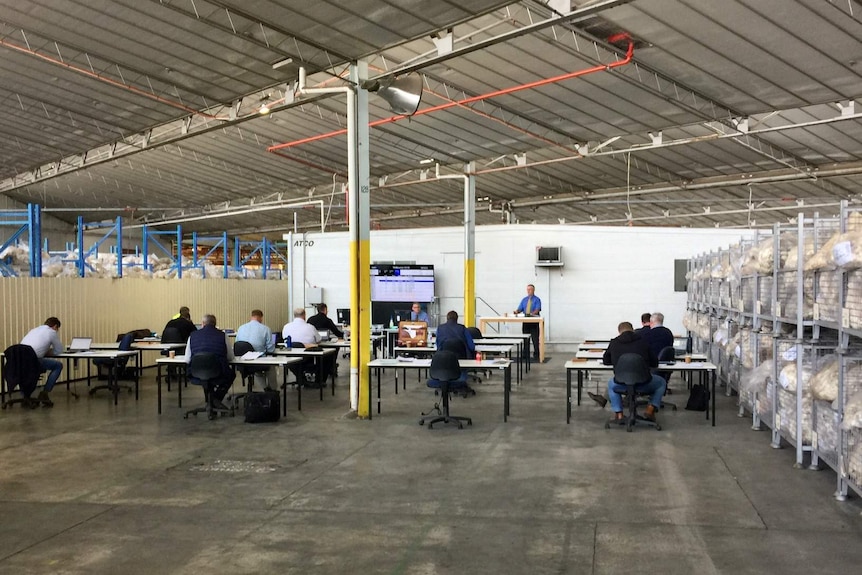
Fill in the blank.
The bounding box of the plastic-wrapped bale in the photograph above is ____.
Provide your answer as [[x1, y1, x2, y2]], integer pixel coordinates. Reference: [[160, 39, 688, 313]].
[[757, 275, 774, 314], [809, 355, 841, 401], [842, 391, 862, 431], [848, 433, 862, 489], [740, 237, 775, 275], [740, 362, 772, 412], [0, 243, 34, 276], [846, 270, 862, 329], [816, 272, 840, 323], [783, 235, 815, 270], [776, 272, 815, 319], [804, 230, 842, 271], [813, 400, 840, 461], [849, 211, 862, 232], [682, 310, 695, 332], [757, 376, 775, 421], [776, 385, 813, 444], [831, 231, 862, 270], [696, 314, 710, 341], [778, 362, 814, 393]]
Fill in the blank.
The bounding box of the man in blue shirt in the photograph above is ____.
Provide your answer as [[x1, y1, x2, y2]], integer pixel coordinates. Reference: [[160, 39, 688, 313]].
[[514, 284, 542, 360], [435, 310, 475, 359], [410, 302, 429, 323], [236, 309, 275, 354], [236, 309, 275, 390]]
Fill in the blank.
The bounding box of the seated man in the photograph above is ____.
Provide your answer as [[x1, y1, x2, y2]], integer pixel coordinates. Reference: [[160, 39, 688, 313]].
[[410, 302, 429, 323], [282, 307, 327, 387], [183, 314, 236, 410], [20, 317, 64, 407], [235, 309, 275, 390], [603, 321, 666, 423], [435, 310, 476, 386], [307, 303, 344, 339]]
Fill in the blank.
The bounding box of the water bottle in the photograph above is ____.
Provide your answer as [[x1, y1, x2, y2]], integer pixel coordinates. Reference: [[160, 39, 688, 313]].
[[286, 335, 292, 348]]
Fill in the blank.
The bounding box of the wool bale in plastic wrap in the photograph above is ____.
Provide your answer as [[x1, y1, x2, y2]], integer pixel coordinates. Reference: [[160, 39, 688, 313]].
[[842, 391, 862, 430], [757, 377, 775, 421], [816, 272, 840, 323], [740, 237, 774, 276], [849, 211, 862, 232], [845, 271, 862, 329], [776, 386, 813, 444], [805, 231, 842, 271], [740, 362, 772, 412], [813, 400, 840, 459], [696, 314, 710, 341], [830, 231, 862, 270], [809, 355, 840, 401], [848, 433, 862, 489], [757, 275, 773, 314], [776, 272, 815, 319], [778, 361, 814, 394], [783, 236, 815, 270], [682, 310, 695, 332]]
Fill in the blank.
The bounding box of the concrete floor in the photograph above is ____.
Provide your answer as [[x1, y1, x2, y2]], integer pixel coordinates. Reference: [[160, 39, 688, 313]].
[[2, 359, 862, 575]]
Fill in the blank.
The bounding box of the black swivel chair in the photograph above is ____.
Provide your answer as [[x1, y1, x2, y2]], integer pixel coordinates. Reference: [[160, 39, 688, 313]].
[[438, 339, 476, 397], [419, 350, 473, 429], [184, 353, 232, 420], [656, 346, 679, 411], [1, 344, 42, 410], [605, 353, 661, 432]]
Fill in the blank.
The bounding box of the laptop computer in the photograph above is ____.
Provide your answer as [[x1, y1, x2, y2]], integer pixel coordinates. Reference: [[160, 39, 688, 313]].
[[67, 337, 92, 353], [317, 330, 331, 341]]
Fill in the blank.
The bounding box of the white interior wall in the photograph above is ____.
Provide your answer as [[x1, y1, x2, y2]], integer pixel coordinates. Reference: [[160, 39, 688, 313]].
[[291, 224, 753, 346]]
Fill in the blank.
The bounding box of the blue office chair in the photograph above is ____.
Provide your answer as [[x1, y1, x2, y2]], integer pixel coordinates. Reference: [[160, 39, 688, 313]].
[[419, 350, 473, 429], [605, 353, 661, 432], [439, 339, 476, 396]]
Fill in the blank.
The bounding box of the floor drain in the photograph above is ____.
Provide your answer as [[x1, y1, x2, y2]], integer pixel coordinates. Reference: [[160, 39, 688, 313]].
[[189, 459, 279, 473]]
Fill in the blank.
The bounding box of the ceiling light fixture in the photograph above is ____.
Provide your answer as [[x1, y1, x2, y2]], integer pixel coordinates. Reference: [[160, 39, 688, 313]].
[[419, 158, 435, 165], [272, 57, 294, 70]]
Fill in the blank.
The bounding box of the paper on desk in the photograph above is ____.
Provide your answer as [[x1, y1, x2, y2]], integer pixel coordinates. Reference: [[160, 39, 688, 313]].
[[241, 351, 263, 360], [396, 356, 415, 362]]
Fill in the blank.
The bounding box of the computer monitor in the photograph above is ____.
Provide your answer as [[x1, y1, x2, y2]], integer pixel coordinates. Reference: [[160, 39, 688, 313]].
[[337, 308, 350, 324], [318, 330, 330, 341]]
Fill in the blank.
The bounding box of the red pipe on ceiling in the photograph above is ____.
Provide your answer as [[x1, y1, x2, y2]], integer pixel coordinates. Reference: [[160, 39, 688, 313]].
[[267, 35, 634, 153]]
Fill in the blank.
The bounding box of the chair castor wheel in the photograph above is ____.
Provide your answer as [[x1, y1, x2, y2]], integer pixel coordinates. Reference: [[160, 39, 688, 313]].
[[604, 422, 610, 429], [655, 423, 662, 431], [626, 424, 633, 432], [419, 420, 425, 426]]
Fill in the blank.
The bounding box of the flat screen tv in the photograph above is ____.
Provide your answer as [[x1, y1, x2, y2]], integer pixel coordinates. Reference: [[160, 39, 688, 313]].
[[370, 264, 435, 302]]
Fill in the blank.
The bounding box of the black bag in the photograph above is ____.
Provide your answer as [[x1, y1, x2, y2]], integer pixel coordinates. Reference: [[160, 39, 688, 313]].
[[685, 383, 710, 411], [244, 391, 281, 423]]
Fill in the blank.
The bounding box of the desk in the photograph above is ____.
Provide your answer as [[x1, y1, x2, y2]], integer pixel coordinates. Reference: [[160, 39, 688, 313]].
[[92, 341, 185, 374], [573, 350, 707, 361], [155, 356, 301, 415], [564, 360, 717, 426], [231, 356, 302, 417], [392, 343, 520, 384], [578, 341, 610, 350], [476, 333, 532, 373], [55, 350, 139, 405], [274, 347, 338, 401], [478, 316, 545, 362], [367, 358, 512, 421]]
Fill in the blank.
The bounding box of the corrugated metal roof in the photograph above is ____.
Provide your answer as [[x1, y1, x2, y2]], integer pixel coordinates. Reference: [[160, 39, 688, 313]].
[[1, 0, 861, 235]]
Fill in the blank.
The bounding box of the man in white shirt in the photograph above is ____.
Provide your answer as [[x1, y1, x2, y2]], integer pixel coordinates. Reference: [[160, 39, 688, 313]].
[[282, 308, 321, 346], [20, 317, 64, 407], [282, 307, 325, 387]]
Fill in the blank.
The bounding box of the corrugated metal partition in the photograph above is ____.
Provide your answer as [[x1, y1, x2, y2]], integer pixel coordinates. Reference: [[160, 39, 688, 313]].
[[0, 278, 289, 347]]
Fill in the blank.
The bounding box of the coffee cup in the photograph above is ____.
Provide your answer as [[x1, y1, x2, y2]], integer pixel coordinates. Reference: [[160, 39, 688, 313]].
[[169, 350, 176, 358], [684, 354, 691, 363]]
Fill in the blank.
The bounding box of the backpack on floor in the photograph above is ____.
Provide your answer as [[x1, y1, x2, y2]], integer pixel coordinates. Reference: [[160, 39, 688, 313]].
[[244, 390, 281, 423], [685, 383, 710, 411]]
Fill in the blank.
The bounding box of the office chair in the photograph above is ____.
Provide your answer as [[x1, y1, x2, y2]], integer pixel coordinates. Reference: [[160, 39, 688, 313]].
[[184, 352, 232, 420], [656, 346, 679, 411], [91, 332, 135, 397], [1, 344, 42, 409], [604, 353, 661, 432], [284, 342, 320, 388], [438, 339, 476, 397], [230, 340, 270, 409], [419, 350, 473, 429]]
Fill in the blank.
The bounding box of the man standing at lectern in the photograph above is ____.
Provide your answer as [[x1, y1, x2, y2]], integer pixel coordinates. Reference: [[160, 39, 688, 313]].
[[514, 284, 542, 360]]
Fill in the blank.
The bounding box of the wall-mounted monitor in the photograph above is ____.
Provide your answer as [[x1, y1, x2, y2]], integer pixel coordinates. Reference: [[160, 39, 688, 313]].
[[370, 264, 435, 302], [536, 246, 562, 264]]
